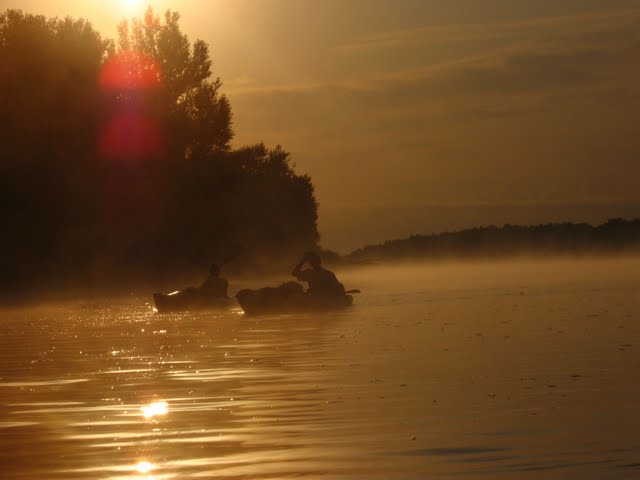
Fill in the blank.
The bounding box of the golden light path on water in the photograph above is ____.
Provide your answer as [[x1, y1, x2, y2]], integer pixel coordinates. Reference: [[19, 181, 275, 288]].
[[0, 258, 640, 479]]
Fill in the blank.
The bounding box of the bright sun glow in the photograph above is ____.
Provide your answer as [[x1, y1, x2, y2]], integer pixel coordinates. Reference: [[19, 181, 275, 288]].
[[120, 0, 146, 16], [141, 401, 169, 418]]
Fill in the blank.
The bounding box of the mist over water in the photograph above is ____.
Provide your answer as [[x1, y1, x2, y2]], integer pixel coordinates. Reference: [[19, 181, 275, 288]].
[[1, 257, 639, 479]]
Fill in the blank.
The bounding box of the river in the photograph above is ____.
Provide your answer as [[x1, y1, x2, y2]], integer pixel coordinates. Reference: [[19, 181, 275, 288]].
[[1, 257, 639, 479]]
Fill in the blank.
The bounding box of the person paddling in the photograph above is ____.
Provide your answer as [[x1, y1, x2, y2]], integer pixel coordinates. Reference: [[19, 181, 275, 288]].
[[199, 263, 229, 298], [292, 252, 346, 298]]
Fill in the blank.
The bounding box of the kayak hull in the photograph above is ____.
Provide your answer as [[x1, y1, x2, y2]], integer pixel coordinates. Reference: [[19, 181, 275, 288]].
[[236, 287, 353, 316], [153, 290, 233, 313]]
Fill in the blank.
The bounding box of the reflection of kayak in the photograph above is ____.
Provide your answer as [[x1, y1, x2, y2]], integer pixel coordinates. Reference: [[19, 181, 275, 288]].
[[153, 290, 233, 313], [235, 282, 353, 315]]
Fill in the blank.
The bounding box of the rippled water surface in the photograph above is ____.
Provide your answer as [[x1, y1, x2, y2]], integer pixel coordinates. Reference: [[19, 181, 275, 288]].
[[1, 258, 639, 479]]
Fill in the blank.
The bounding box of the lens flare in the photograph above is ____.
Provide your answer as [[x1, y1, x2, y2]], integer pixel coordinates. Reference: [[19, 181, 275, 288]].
[[100, 112, 163, 160], [100, 51, 161, 91], [99, 51, 164, 160]]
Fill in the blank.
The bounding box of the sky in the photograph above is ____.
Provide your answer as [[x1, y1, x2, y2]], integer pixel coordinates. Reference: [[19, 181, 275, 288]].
[[2, 0, 640, 251]]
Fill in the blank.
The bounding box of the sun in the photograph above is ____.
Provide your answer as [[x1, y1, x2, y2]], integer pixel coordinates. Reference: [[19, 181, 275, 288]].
[[120, 0, 146, 16]]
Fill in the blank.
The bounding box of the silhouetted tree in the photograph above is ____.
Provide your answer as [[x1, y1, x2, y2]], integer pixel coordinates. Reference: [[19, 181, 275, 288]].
[[0, 8, 320, 293], [114, 8, 232, 158], [0, 10, 112, 288]]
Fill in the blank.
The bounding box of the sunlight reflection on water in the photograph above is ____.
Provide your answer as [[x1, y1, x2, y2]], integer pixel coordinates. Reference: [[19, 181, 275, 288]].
[[141, 401, 168, 419], [0, 259, 639, 478]]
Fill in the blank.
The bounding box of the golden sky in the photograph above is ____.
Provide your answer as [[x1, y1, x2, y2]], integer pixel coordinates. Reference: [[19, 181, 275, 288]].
[[2, 0, 639, 250]]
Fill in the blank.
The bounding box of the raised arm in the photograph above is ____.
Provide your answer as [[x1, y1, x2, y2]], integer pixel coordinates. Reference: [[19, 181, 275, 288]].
[[292, 255, 307, 279]]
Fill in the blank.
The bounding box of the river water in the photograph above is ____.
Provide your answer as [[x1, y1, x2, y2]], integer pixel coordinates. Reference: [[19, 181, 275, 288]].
[[1, 258, 639, 479]]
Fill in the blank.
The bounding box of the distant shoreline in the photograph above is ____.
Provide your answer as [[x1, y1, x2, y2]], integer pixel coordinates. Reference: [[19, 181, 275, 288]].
[[326, 217, 640, 265], [2, 218, 639, 304]]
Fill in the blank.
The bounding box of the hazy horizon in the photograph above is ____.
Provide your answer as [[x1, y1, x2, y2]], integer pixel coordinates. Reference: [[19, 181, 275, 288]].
[[323, 202, 640, 252], [2, 0, 639, 250]]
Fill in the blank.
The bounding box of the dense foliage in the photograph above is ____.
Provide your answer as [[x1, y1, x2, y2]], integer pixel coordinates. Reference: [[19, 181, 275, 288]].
[[0, 8, 319, 291]]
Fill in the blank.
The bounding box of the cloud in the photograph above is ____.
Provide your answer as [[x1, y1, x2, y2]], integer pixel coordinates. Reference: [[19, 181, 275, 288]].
[[336, 7, 640, 54], [229, 38, 639, 136], [229, 38, 638, 114], [227, 5, 640, 226], [426, 48, 622, 96], [225, 5, 640, 103]]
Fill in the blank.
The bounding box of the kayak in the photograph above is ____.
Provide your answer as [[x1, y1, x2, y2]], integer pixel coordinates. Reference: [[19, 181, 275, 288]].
[[153, 289, 234, 313], [235, 282, 353, 315]]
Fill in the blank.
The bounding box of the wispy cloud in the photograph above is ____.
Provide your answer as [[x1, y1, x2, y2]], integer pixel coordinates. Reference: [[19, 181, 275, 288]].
[[228, 4, 640, 228], [228, 37, 639, 110], [336, 7, 640, 53], [226, 4, 640, 102]]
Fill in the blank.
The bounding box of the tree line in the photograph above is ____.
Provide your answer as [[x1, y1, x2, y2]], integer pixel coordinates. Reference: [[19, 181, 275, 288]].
[[346, 218, 640, 263], [0, 8, 319, 293]]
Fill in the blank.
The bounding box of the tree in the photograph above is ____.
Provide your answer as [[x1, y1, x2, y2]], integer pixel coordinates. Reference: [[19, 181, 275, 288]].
[[0, 10, 112, 289], [0, 7, 320, 294], [113, 8, 232, 160]]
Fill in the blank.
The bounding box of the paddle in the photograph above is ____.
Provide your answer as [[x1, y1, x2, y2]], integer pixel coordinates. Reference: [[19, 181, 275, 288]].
[[220, 246, 243, 266]]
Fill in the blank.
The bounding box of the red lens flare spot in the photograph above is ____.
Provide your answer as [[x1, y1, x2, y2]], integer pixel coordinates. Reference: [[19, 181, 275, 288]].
[[100, 112, 163, 160], [100, 51, 162, 91], [99, 50, 164, 159]]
